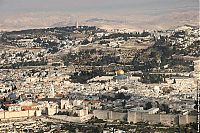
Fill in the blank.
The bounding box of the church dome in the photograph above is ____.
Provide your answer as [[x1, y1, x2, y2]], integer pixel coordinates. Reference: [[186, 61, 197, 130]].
[[116, 70, 125, 75]]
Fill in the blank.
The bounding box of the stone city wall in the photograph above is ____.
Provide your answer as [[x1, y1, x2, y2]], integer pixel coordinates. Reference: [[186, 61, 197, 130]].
[[94, 110, 196, 126], [110, 111, 127, 121], [128, 111, 196, 126], [93, 110, 109, 120], [0, 110, 41, 119], [94, 110, 127, 121], [187, 115, 196, 124]]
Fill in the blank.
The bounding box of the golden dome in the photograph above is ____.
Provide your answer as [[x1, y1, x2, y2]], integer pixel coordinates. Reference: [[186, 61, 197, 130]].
[[116, 70, 125, 75]]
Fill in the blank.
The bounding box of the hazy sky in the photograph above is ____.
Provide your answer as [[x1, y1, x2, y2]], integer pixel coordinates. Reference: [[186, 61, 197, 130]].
[[0, 0, 198, 14], [0, 0, 198, 30]]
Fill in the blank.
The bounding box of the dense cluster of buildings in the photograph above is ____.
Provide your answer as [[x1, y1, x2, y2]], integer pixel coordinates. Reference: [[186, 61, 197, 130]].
[[0, 25, 199, 132], [0, 49, 47, 68]]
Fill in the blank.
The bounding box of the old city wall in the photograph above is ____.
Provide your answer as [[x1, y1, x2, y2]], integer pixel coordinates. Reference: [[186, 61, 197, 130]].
[[94, 110, 127, 121], [160, 114, 177, 125], [0, 109, 196, 125], [0, 110, 41, 119], [126, 111, 196, 126], [188, 115, 196, 123], [127, 111, 136, 123], [0, 112, 4, 119], [138, 113, 161, 124], [5, 111, 29, 119], [110, 111, 127, 121], [128, 112, 177, 126], [179, 115, 188, 125], [178, 115, 196, 125], [93, 110, 109, 120]]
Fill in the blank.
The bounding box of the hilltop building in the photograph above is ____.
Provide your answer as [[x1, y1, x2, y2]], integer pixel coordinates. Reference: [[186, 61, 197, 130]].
[[113, 69, 127, 80]]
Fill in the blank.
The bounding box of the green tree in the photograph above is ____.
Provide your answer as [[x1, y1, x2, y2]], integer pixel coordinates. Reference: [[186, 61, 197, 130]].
[[144, 102, 153, 110]]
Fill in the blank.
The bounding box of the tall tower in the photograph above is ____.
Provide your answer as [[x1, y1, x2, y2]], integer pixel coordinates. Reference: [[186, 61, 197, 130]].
[[50, 82, 55, 98], [194, 59, 200, 133], [75, 20, 79, 29]]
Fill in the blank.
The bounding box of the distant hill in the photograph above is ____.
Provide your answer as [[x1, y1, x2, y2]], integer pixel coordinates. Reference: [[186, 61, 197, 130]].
[[0, 8, 198, 31]]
